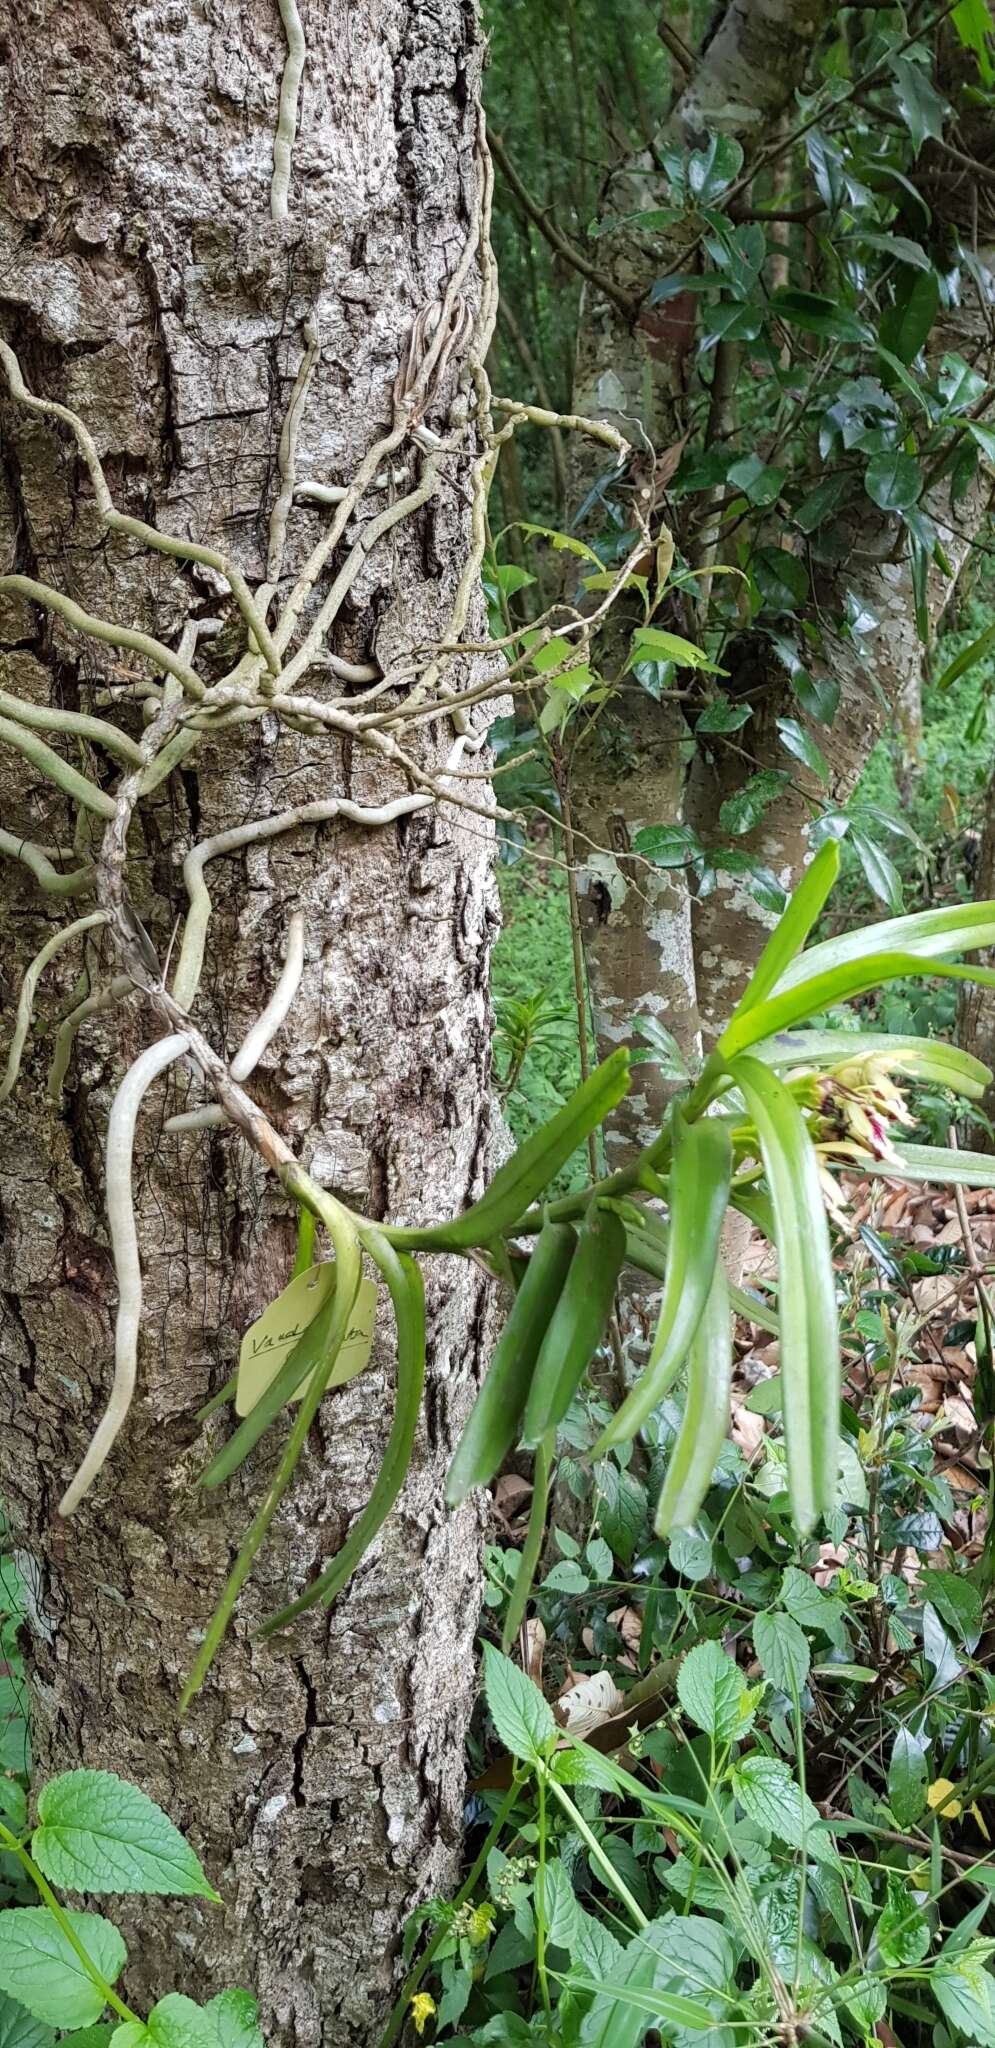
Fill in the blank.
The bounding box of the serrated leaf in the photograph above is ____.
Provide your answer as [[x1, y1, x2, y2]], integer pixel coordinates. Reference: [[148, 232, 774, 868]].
[[933, 1941, 995, 2041], [32, 1773, 217, 1900], [677, 1641, 750, 1743], [541, 1859, 584, 1955], [732, 1756, 837, 1864], [877, 1872, 930, 1967], [753, 1611, 811, 1696], [0, 1991, 54, 2048], [111, 1996, 218, 2048], [482, 1644, 554, 1761], [0, 1910, 126, 2029]]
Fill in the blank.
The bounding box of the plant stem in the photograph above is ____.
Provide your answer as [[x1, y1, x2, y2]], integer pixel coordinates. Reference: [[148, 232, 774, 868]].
[[376, 1782, 521, 2048], [540, 1767, 648, 1929], [0, 1821, 141, 2024]]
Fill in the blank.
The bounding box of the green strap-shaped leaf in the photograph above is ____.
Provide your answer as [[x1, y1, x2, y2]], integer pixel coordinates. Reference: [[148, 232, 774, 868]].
[[592, 1109, 732, 1454], [389, 1050, 630, 1249], [771, 898, 995, 996], [621, 1216, 779, 1334], [257, 1233, 425, 1635], [850, 1141, 995, 1189], [724, 841, 840, 1031], [748, 1028, 992, 1100], [654, 1259, 732, 1537], [728, 1055, 839, 1534], [721, 950, 995, 1059]]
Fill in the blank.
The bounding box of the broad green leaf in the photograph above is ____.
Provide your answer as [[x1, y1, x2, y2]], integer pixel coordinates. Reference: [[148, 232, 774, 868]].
[[541, 1859, 584, 1955], [718, 769, 789, 835], [879, 266, 940, 365], [850, 828, 904, 911], [780, 1567, 849, 1651], [0, 1910, 126, 2029], [753, 1611, 810, 1696], [687, 132, 743, 204], [482, 1645, 554, 1761], [920, 1569, 983, 1646], [732, 1756, 837, 1864], [772, 898, 995, 995], [577, 1912, 731, 2047], [792, 474, 854, 535], [60, 2034, 115, 2048], [629, 626, 725, 673], [0, 1991, 54, 2048], [727, 456, 786, 507], [725, 1058, 839, 1534], [890, 55, 948, 154], [935, 620, 995, 692], [752, 548, 809, 613], [725, 841, 840, 1030], [111, 1997, 217, 2048], [776, 717, 828, 783], [749, 1028, 992, 1100], [888, 1727, 929, 1828], [32, 1772, 217, 1899], [939, 352, 987, 412], [768, 288, 866, 342], [677, 1641, 751, 1745], [632, 824, 703, 870], [864, 450, 922, 512], [696, 700, 751, 735]]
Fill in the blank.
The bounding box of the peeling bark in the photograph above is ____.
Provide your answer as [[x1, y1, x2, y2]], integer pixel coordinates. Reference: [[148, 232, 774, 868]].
[[0, 4, 497, 2041]]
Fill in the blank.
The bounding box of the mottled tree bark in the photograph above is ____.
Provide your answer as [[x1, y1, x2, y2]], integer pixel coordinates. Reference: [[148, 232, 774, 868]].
[[0, 4, 497, 2042], [568, 0, 994, 1077]]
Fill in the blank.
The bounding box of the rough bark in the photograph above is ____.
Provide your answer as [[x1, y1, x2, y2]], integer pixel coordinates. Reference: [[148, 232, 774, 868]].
[[568, 0, 829, 1074], [0, 4, 497, 2042]]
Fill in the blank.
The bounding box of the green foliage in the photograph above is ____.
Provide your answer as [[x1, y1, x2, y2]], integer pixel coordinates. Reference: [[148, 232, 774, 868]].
[[0, 1772, 261, 2042], [407, 1218, 995, 2046]]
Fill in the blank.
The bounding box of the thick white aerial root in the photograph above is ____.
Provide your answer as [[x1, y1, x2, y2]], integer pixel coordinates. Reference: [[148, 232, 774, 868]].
[[0, 912, 109, 1104], [165, 912, 305, 1131], [58, 1032, 191, 1516]]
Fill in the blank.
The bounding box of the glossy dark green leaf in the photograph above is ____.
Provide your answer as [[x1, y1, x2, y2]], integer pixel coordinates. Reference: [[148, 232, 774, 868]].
[[718, 769, 789, 835], [864, 450, 922, 512], [776, 716, 828, 783], [879, 266, 940, 364], [769, 288, 866, 342]]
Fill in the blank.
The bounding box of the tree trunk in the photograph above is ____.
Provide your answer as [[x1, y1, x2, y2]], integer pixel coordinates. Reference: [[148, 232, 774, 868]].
[[959, 798, 995, 1147], [0, 4, 497, 2041], [567, 1, 995, 1069]]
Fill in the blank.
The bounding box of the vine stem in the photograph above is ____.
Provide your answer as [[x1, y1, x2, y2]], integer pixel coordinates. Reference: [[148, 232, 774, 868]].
[[0, 1821, 141, 2024]]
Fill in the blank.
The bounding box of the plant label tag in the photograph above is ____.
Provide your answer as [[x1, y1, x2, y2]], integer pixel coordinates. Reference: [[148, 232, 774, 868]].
[[235, 1262, 378, 1417]]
